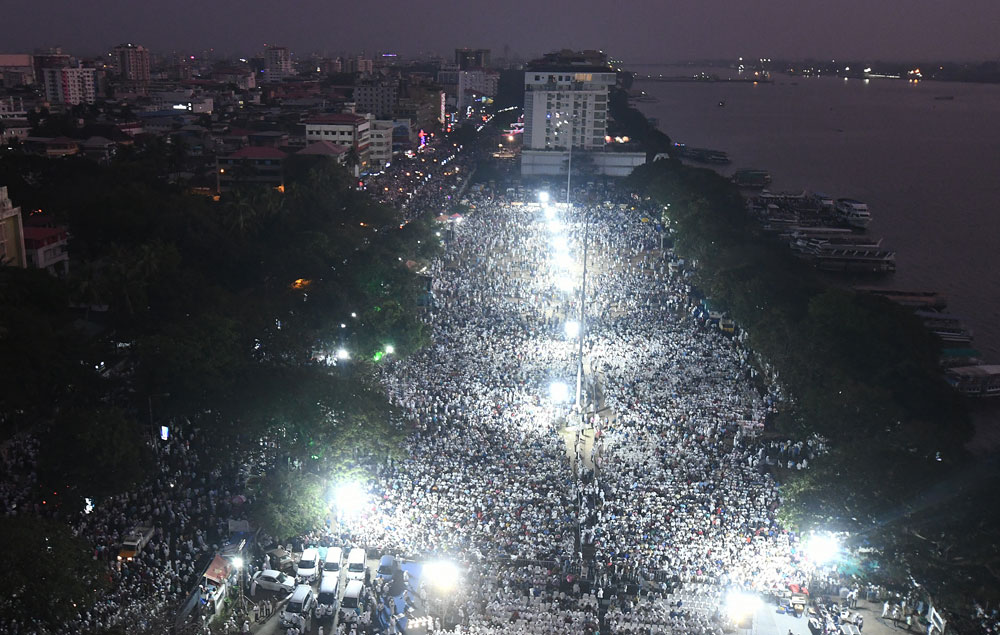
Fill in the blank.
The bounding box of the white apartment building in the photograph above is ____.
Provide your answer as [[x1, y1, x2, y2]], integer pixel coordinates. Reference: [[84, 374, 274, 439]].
[[0, 186, 26, 268], [438, 69, 499, 113], [368, 119, 395, 168], [303, 113, 371, 168], [522, 67, 615, 151], [42, 65, 97, 105]]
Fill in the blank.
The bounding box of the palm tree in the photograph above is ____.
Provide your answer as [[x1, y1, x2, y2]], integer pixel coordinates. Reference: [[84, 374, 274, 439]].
[[343, 147, 362, 179]]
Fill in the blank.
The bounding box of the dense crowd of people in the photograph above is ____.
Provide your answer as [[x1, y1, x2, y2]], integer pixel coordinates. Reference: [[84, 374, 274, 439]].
[[308, 186, 830, 633], [1, 131, 956, 634]]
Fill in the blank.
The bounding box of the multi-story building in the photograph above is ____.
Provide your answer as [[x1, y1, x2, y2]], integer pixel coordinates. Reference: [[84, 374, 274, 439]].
[[437, 69, 498, 113], [0, 53, 36, 85], [354, 80, 398, 119], [521, 51, 645, 177], [216, 146, 287, 192], [0, 186, 26, 268], [303, 113, 370, 169], [0, 96, 27, 119], [23, 225, 69, 275], [42, 64, 97, 105], [111, 43, 150, 84], [455, 48, 490, 70], [368, 118, 395, 168], [264, 47, 294, 82], [522, 61, 614, 151]]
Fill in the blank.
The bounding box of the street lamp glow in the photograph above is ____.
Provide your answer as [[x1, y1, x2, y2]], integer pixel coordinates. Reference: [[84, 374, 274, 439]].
[[336, 348, 350, 360], [334, 481, 366, 516], [552, 251, 573, 269], [538, 191, 550, 204], [805, 533, 840, 565], [725, 591, 761, 621], [549, 381, 570, 403], [384, 344, 395, 354], [232, 556, 244, 570], [424, 560, 459, 591], [565, 320, 580, 338]]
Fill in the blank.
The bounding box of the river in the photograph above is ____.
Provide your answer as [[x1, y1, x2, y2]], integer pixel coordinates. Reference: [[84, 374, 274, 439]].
[[632, 65, 1000, 443]]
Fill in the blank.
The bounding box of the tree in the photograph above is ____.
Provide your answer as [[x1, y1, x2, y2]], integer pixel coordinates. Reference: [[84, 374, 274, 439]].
[[0, 515, 107, 628], [250, 469, 329, 541]]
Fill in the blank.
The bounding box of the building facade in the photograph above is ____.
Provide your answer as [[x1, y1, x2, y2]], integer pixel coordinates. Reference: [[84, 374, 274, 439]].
[[522, 66, 614, 151], [354, 81, 398, 119], [42, 64, 97, 105], [217, 146, 287, 192], [23, 225, 69, 275], [455, 48, 490, 70], [111, 44, 150, 83], [303, 113, 371, 168], [264, 47, 294, 82], [0, 186, 26, 268], [368, 119, 395, 167]]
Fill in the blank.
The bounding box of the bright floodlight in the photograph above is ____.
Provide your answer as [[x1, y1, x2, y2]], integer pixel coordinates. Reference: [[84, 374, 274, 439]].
[[424, 560, 460, 591], [335, 481, 365, 516], [549, 381, 570, 403], [547, 219, 563, 233], [805, 533, 839, 565], [232, 556, 244, 570], [551, 235, 568, 252], [336, 348, 350, 360], [384, 344, 395, 354], [555, 277, 575, 293], [552, 251, 573, 269], [725, 591, 761, 621], [565, 320, 580, 338], [538, 191, 550, 204]]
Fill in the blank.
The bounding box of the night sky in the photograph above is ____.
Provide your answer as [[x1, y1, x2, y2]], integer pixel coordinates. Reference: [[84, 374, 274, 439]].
[[8, 0, 1000, 61]]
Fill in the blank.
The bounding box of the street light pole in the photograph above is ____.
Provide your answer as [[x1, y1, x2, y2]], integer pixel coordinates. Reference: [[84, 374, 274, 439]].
[[576, 213, 588, 415]]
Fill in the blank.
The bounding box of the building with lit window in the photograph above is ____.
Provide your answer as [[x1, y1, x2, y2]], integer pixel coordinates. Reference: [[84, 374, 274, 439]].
[[521, 51, 644, 177], [303, 113, 371, 169], [0, 186, 26, 268], [42, 64, 97, 105], [111, 43, 150, 84], [264, 47, 294, 82]]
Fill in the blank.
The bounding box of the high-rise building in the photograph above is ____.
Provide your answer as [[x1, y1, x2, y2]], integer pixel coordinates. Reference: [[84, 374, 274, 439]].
[[0, 186, 26, 268], [520, 50, 644, 177], [354, 80, 398, 119], [42, 64, 97, 105], [522, 55, 614, 151], [111, 43, 150, 83], [264, 47, 294, 82], [455, 48, 490, 70]]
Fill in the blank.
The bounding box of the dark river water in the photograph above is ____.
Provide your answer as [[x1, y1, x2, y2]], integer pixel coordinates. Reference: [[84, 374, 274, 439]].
[[633, 66, 1000, 444]]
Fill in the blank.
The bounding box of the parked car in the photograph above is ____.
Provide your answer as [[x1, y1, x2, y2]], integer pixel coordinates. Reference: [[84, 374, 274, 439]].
[[251, 569, 295, 594]]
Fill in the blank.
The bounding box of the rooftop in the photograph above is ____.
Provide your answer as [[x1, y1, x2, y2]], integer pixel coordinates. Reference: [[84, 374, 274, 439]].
[[304, 113, 368, 126], [226, 146, 287, 160]]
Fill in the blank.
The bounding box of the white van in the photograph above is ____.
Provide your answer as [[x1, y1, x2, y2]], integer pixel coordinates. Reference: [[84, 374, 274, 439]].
[[281, 584, 314, 628], [345, 548, 366, 581], [323, 546, 343, 574], [316, 571, 340, 617], [296, 547, 319, 584], [340, 579, 364, 616]]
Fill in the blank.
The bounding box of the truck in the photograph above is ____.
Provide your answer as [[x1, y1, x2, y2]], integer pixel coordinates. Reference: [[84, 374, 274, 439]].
[[118, 526, 155, 562]]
